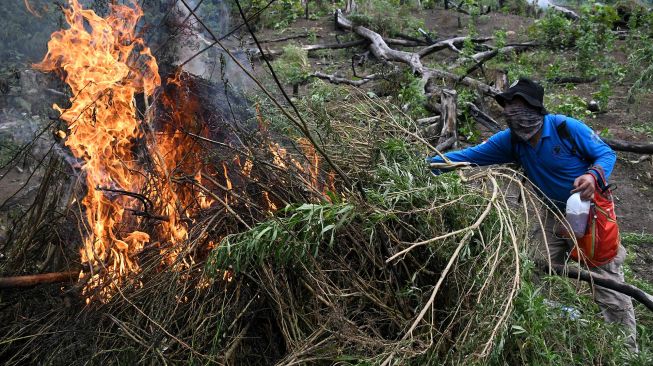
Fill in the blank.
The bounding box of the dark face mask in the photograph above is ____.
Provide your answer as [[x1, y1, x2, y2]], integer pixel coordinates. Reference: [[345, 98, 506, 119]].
[[503, 104, 543, 142]]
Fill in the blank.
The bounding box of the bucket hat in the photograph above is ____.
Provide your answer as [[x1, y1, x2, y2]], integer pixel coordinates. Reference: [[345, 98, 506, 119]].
[[494, 78, 547, 114]]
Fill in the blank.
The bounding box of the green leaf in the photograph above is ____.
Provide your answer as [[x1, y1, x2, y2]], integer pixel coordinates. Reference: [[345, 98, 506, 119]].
[[511, 325, 527, 335]]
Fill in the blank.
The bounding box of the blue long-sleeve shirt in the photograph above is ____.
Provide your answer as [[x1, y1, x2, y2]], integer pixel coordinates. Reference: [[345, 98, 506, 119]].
[[428, 114, 616, 208]]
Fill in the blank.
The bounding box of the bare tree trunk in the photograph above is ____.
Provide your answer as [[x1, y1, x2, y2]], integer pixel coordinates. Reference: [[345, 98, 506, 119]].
[[437, 89, 458, 151], [494, 69, 509, 91], [345, 0, 357, 13]]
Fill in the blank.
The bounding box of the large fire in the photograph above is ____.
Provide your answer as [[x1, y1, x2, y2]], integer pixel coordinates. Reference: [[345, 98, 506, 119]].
[[34, 0, 336, 301], [34, 0, 164, 299]]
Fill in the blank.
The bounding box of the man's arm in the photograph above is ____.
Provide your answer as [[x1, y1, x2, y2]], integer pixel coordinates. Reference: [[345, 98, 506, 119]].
[[565, 117, 617, 199], [427, 130, 515, 173], [565, 118, 617, 179]]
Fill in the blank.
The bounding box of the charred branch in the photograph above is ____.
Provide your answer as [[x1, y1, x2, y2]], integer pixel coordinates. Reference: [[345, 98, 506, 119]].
[[418, 29, 436, 44], [395, 30, 428, 45], [547, 76, 598, 84], [541, 263, 653, 312]]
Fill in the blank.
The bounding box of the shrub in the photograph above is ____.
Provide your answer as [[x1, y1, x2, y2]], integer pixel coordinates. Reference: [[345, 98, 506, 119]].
[[528, 11, 577, 48], [349, 0, 424, 37], [457, 88, 481, 143], [546, 92, 592, 119], [273, 44, 311, 85], [575, 4, 619, 77], [237, 0, 305, 29]]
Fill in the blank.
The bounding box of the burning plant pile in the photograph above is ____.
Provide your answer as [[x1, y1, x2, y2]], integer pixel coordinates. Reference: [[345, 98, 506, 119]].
[[0, 1, 583, 365]]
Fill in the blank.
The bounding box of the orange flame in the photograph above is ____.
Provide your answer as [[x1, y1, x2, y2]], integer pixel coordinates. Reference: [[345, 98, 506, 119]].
[[34, 0, 162, 298], [36, 0, 338, 300], [222, 162, 232, 204], [298, 138, 320, 188], [148, 70, 215, 262]]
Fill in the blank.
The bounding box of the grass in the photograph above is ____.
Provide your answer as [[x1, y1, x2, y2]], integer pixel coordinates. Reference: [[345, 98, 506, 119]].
[[622, 231, 653, 365]]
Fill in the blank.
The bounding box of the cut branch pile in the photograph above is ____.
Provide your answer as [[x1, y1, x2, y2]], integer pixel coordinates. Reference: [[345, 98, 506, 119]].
[[0, 80, 546, 365]]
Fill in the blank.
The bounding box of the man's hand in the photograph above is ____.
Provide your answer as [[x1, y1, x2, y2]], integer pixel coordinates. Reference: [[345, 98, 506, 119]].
[[571, 174, 595, 200]]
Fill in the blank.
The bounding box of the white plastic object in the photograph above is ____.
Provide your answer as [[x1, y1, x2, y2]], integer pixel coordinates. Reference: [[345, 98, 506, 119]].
[[566, 192, 591, 238]]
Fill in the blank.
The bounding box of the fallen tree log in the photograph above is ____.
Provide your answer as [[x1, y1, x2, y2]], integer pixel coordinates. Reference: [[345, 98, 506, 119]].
[[549, 4, 579, 20], [250, 37, 425, 60], [417, 115, 441, 126], [335, 10, 500, 97], [420, 121, 443, 139], [547, 76, 597, 84], [541, 263, 653, 312], [256, 33, 311, 43], [466, 102, 501, 132], [0, 270, 79, 288], [424, 67, 500, 96], [438, 89, 458, 150], [335, 9, 424, 72], [311, 71, 377, 86], [603, 137, 653, 154], [417, 36, 493, 58]]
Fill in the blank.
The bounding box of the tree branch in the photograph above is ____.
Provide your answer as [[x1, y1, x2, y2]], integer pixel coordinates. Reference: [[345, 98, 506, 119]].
[[541, 263, 653, 312], [418, 36, 493, 58], [311, 71, 377, 86], [0, 271, 79, 288], [603, 138, 653, 154]]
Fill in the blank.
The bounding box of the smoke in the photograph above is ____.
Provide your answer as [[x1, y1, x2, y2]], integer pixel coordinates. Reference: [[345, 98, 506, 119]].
[[173, 0, 253, 92], [535, 0, 552, 9]]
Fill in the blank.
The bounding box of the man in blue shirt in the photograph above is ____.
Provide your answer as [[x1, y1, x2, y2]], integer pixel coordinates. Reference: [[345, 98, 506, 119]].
[[428, 78, 637, 352]]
